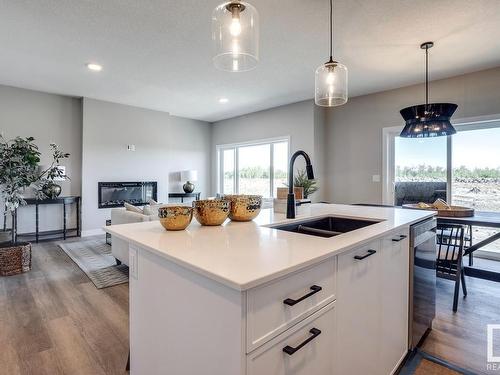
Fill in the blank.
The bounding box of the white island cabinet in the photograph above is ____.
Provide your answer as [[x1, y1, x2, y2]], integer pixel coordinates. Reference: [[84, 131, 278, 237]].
[[104, 204, 433, 375], [336, 228, 409, 375]]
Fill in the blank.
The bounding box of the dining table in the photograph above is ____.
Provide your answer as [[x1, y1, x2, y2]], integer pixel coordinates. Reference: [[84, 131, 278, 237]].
[[437, 211, 500, 281]]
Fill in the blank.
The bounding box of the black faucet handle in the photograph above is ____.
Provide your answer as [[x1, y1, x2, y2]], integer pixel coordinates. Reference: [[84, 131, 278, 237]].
[[306, 165, 315, 180]]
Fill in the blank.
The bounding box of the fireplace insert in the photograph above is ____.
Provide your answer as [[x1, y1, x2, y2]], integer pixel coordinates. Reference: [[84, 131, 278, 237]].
[[98, 182, 157, 209]]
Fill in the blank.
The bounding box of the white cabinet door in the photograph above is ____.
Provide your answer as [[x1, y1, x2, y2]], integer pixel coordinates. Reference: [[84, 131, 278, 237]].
[[247, 303, 336, 375], [336, 240, 382, 375], [380, 230, 410, 375]]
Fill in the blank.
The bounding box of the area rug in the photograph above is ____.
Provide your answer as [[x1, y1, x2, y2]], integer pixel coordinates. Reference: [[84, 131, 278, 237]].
[[400, 350, 475, 375], [58, 237, 128, 289]]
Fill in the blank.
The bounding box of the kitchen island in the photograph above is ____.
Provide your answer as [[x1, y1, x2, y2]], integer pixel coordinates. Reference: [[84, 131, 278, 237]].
[[104, 203, 434, 375]]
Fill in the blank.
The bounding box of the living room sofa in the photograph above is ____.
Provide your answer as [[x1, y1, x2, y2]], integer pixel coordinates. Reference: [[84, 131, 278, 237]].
[[110, 208, 159, 266]]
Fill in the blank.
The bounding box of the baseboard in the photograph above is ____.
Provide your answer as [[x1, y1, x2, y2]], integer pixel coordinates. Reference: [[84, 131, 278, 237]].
[[81, 228, 105, 237]]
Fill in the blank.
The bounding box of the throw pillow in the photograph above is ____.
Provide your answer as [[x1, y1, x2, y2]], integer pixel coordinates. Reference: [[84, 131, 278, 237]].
[[124, 202, 143, 214], [143, 204, 161, 216]]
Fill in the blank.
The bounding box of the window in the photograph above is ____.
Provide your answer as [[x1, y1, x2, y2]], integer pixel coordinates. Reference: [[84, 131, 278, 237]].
[[394, 136, 448, 206], [384, 119, 500, 255], [218, 138, 289, 198]]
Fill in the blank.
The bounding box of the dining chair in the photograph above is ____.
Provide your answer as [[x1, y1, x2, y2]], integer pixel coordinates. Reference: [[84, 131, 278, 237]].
[[465, 224, 473, 266], [436, 223, 467, 312]]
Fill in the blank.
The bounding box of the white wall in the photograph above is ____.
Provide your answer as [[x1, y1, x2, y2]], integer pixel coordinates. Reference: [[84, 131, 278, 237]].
[[324, 66, 500, 205], [81, 98, 211, 235], [0, 85, 82, 234], [211, 100, 327, 200]]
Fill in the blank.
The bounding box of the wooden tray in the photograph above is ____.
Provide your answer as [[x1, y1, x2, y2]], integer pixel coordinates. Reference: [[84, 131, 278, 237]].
[[402, 204, 475, 217]]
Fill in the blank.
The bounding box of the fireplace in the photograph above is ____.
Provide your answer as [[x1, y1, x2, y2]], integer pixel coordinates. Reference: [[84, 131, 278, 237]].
[[98, 181, 157, 209]]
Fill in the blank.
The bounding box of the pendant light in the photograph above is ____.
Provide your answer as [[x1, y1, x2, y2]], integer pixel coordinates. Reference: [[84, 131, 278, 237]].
[[400, 42, 457, 138], [212, 1, 259, 72], [315, 0, 348, 107]]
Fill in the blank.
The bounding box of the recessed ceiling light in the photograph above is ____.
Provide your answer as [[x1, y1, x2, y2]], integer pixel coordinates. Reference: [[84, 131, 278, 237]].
[[219, 98, 229, 103], [86, 63, 103, 72]]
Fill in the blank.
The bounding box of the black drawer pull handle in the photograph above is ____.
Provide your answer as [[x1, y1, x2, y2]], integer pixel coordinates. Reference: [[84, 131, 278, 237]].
[[392, 235, 407, 242], [354, 249, 376, 260], [283, 328, 322, 355], [283, 285, 322, 306]]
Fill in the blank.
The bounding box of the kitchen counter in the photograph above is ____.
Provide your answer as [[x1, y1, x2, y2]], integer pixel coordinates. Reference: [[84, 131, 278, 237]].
[[104, 203, 433, 290]]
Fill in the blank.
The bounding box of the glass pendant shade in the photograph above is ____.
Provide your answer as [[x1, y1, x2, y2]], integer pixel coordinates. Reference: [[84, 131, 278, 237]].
[[315, 61, 348, 107], [400, 103, 458, 138], [212, 1, 259, 72]]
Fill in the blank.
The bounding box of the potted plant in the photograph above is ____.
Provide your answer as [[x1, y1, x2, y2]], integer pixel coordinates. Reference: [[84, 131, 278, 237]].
[[291, 169, 319, 199], [0, 135, 69, 276]]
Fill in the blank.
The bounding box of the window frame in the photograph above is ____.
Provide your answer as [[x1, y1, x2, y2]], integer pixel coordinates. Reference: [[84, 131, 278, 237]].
[[216, 136, 290, 198], [382, 114, 500, 205]]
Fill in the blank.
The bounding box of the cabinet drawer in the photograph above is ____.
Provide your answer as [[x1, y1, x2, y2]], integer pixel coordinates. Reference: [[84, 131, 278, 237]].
[[247, 257, 336, 352], [247, 302, 336, 375]]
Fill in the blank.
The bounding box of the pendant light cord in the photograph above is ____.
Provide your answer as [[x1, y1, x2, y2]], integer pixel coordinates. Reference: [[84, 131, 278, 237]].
[[329, 0, 333, 62], [425, 45, 429, 107]]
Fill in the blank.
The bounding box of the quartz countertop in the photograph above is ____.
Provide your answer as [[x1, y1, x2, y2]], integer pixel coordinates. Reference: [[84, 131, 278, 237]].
[[104, 203, 434, 291]]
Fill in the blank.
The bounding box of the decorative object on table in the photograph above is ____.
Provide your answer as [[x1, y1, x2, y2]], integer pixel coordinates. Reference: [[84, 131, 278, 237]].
[[212, 0, 259, 72], [403, 198, 474, 217], [223, 195, 262, 222], [399, 42, 458, 138], [276, 187, 303, 200], [158, 205, 193, 231], [41, 181, 62, 199], [286, 168, 318, 199], [192, 199, 230, 226], [181, 170, 198, 193], [38, 145, 70, 199], [58, 237, 128, 289], [0, 135, 70, 275], [315, 0, 348, 107]]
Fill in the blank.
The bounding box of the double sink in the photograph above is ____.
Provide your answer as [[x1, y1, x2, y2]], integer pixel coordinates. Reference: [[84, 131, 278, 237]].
[[271, 216, 381, 238]]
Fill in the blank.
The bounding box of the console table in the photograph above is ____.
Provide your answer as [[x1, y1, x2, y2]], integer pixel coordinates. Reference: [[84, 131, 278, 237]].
[[168, 192, 201, 203], [15, 196, 81, 243]]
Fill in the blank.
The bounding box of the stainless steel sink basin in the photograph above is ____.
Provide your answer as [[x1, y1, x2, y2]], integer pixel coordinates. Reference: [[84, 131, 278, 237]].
[[271, 216, 381, 238]]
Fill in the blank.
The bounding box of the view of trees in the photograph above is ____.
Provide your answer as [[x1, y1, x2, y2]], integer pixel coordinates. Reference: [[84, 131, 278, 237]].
[[224, 166, 287, 179], [396, 164, 500, 181]]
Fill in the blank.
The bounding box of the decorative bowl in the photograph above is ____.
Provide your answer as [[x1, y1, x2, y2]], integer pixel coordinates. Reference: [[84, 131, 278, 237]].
[[192, 199, 230, 226], [223, 195, 263, 222], [158, 206, 193, 231]]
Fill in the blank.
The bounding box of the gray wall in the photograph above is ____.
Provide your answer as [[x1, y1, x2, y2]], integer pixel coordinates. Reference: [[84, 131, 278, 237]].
[[81, 98, 211, 235], [325, 66, 500, 204], [0, 85, 82, 233], [211, 100, 327, 200]]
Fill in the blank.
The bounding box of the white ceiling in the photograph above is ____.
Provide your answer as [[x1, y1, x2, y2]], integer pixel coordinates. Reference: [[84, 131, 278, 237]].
[[1, 0, 500, 122]]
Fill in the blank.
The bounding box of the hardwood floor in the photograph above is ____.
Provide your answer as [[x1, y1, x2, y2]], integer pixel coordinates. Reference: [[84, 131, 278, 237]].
[[2, 239, 500, 374], [0, 240, 129, 375], [422, 268, 500, 375], [414, 359, 460, 375]]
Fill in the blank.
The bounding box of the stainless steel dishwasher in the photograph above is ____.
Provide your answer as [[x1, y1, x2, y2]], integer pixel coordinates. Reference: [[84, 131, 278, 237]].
[[409, 217, 437, 349]]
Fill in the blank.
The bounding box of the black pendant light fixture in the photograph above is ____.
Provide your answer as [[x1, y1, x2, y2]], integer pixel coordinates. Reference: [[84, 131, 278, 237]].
[[400, 42, 457, 138]]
